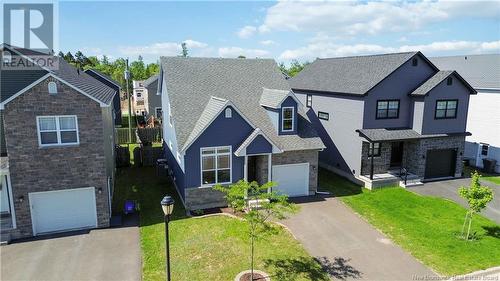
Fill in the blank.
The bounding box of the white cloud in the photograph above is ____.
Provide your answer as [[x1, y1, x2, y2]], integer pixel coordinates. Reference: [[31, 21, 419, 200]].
[[119, 40, 209, 56], [279, 40, 500, 61], [237, 25, 257, 39], [260, 40, 277, 46], [258, 1, 500, 36], [183, 39, 208, 49], [218, 47, 270, 58]]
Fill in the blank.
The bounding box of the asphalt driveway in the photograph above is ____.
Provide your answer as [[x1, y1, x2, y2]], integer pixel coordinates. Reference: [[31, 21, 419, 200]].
[[1, 216, 141, 281], [407, 178, 500, 224], [281, 196, 436, 281]]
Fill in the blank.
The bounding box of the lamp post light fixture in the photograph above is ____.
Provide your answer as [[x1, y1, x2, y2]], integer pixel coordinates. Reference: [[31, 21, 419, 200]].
[[161, 195, 175, 281]]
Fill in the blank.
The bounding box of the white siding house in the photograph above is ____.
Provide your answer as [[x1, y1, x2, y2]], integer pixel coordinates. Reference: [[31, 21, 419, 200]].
[[432, 55, 500, 172]]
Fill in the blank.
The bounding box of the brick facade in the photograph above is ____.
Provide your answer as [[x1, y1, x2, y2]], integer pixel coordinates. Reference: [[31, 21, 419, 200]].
[[3, 77, 110, 239], [359, 136, 465, 179]]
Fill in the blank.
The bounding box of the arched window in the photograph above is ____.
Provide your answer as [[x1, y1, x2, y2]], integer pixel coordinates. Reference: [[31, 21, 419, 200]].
[[225, 108, 232, 118], [48, 81, 57, 95]]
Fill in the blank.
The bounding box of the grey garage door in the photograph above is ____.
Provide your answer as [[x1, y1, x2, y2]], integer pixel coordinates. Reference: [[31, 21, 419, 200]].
[[425, 149, 457, 179]]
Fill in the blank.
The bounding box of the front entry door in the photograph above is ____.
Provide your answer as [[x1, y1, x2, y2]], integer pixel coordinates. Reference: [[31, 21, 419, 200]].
[[390, 142, 404, 167]]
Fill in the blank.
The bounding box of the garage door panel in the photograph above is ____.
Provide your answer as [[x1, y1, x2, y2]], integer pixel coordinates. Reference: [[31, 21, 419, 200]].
[[425, 149, 457, 179], [30, 187, 97, 235], [272, 163, 309, 197]]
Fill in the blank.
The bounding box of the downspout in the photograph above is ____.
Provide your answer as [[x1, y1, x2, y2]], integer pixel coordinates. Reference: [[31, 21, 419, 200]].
[[370, 142, 374, 180]]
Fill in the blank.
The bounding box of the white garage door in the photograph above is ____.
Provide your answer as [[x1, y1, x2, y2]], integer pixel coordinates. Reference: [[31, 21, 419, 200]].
[[272, 163, 309, 197], [29, 187, 97, 235]]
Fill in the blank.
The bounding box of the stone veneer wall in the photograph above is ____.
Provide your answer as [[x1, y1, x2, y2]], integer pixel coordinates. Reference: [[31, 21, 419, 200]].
[[403, 136, 465, 178], [184, 187, 227, 210], [360, 142, 392, 175], [3, 77, 110, 239], [255, 155, 269, 185], [272, 150, 319, 195]]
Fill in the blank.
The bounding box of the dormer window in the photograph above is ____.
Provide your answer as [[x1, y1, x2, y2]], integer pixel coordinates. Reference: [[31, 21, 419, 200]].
[[282, 107, 294, 132], [48, 81, 57, 95]]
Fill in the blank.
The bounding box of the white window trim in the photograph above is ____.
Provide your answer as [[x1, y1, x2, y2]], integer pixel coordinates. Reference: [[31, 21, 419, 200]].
[[306, 94, 312, 107], [36, 115, 80, 147], [48, 81, 57, 95], [200, 146, 232, 187], [281, 106, 295, 132], [225, 107, 232, 118]]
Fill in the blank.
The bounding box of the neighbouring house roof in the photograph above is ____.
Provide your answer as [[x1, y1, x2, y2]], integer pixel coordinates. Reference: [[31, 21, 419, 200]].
[[143, 74, 159, 87], [290, 52, 430, 95], [85, 69, 121, 89], [1, 44, 116, 105], [410, 70, 477, 96], [430, 54, 500, 90], [356, 128, 471, 142], [161, 57, 325, 152]]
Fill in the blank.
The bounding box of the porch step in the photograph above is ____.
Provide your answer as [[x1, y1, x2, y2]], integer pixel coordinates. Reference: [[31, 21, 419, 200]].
[[399, 179, 424, 188]]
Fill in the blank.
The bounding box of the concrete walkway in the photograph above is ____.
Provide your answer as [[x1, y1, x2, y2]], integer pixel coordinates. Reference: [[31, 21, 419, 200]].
[[1, 215, 141, 281], [408, 178, 500, 224], [281, 196, 436, 281]]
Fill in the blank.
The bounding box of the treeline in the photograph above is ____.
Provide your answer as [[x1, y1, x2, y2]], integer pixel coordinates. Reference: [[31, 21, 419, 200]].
[[57, 51, 159, 89]]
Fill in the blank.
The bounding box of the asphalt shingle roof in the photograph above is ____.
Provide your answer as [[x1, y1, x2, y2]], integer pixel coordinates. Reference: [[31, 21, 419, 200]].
[[431, 54, 500, 90], [290, 52, 418, 95], [1, 44, 116, 105], [161, 57, 325, 152], [357, 128, 471, 142], [85, 69, 121, 88], [410, 71, 454, 96], [260, 88, 291, 109]]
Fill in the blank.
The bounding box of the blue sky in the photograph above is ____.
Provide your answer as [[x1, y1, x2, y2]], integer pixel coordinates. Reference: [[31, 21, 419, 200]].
[[56, 1, 500, 63]]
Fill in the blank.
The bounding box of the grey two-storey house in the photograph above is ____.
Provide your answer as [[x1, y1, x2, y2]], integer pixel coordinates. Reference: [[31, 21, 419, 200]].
[[291, 52, 476, 188]]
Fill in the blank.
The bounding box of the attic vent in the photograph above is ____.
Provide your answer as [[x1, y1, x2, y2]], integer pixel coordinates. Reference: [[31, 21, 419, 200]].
[[48, 81, 58, 95], [225, 108, 232, 118], [2, 51, 12, 64], [412, 58, 418, 66], [447, 77, 453, 85]]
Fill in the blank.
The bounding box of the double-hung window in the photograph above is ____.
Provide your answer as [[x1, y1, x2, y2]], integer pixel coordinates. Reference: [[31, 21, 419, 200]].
[[37, 115, 79, 146], [376, 100, 399, 119], [201, 146, 231, 185], [282, 107, 294, 132], [435, 100, 458, 119]]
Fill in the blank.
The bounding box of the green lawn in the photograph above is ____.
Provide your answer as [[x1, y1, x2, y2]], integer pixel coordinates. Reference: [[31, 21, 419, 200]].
[[114, 167, 328, 281], [463, 166, 500, 185], [319, 169, 500, 276]]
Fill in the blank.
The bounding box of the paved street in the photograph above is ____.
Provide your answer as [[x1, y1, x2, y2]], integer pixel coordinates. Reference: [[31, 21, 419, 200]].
[[408, 178, 500, 224], [281, 196, 437, 281], [1, 216, 141, 281]]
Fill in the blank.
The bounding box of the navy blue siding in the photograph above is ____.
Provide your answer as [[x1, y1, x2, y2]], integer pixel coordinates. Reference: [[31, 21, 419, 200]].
[[278, 96, 298, 135], [363, 54, 436, 129], [162, 142, 186, 199], [246, 135, 272, 155], [421, 73, 471, 134], [184, 106, 253, 188], [85, 71, 122, 126]]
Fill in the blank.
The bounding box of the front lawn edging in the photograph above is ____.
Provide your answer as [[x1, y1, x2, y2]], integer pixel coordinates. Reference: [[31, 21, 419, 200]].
[[235, 270, 271, 281]]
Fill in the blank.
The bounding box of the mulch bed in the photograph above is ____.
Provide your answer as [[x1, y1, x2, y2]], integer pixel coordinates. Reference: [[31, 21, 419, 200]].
[[239, 272, 265, 281], [189, 207, 243, 217]]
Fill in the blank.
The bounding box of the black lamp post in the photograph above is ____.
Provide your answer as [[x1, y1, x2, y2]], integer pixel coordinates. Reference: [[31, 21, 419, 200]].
[[161, 195, 175, 281]]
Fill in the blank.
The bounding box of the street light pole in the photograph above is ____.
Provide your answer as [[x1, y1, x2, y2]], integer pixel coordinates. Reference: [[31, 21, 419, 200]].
[[161, 196, 175, 281]]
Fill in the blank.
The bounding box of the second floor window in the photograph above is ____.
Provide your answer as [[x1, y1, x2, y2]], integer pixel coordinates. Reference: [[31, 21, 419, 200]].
[[282, 107, 294, 132], [435, 100, 457, 119], [37, 115, 79, 147], [376, 100, 400, 119], [306, 94, 312, 107]]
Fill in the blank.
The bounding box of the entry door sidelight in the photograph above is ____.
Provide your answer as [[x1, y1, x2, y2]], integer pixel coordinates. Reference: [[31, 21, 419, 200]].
[[390, 142, 404, 167]]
